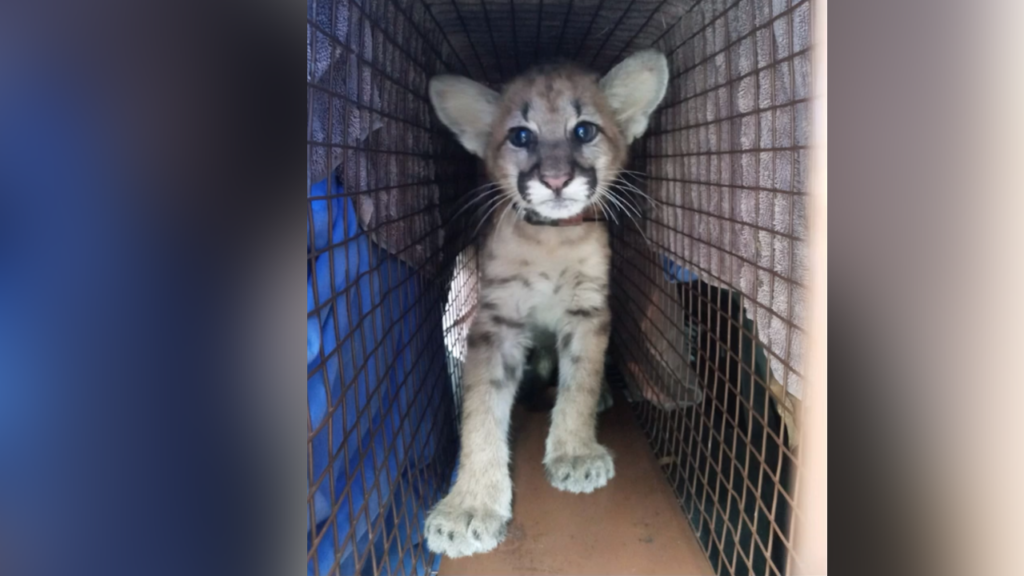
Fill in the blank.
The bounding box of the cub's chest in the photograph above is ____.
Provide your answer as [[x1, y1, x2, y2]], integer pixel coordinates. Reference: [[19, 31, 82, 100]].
[[479, 221, 611, 316]]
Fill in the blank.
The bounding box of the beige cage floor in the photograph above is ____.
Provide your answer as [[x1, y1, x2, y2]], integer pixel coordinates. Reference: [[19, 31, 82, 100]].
[[439, 398, 713, 576]]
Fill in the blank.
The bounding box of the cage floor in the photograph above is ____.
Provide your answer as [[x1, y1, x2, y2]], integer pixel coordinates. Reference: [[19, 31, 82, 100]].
[[439, 397, 713, 576]]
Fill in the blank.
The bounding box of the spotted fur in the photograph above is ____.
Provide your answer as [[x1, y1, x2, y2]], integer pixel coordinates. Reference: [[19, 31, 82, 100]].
[[424, 50, 669, 558]]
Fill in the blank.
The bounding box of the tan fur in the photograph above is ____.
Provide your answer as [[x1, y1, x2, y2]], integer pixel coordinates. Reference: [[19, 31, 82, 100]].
[[485, 65, 628, 189], [425, 51, 668, 558]]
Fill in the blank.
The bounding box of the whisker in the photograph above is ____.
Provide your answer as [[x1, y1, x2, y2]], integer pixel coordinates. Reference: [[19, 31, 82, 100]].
[[610, 173, 648, 189], [496, 199, 513, 231], [614, 172, 649, 189], [608, 181, 660, 212], [475, 196, 511, 237], [465, 181, 503, 196], [495, 195, 520, 233], [594, 194, 618, 225], [451, 183, 502, 209], [591, 193, 609, 223], [607, 191, 649, 218], [597, 186, 637, 221], [466, 192, 508, 226], [470, 186, 516, 228], [601, 189, 651, 246], [616, 169, 648, 178], [593, 196, 609, 223], [610, 178, 655, 201], [603, 194, 639, 226], [602, 189, 643, 218], [450, 187, 503, 221], [609, 177, 644, 193], [603, 188, 644, 219], [448, 188, 501, 222]]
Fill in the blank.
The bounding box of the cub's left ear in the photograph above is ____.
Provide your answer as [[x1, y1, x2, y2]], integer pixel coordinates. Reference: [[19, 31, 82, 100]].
[[599, 50, 669, 144]]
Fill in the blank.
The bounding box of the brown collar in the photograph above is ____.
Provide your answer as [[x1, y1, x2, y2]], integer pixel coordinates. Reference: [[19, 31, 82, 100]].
[[521, 205, 607, 227]]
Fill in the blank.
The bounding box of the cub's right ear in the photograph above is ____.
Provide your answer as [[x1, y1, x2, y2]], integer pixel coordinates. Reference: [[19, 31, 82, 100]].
[[428, 75, 500, 158]]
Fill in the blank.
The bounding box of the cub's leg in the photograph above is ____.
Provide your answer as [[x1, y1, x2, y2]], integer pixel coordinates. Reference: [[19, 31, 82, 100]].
[[424, 313, 528, 558], [544, 308, 615, 493]]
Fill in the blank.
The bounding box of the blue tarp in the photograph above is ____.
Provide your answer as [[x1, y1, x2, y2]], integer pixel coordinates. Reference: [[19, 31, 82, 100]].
[[661, 253, 699, 284], [307, 175, 443, 575]]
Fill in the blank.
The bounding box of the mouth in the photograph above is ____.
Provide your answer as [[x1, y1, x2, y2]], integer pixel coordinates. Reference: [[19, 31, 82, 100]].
[[540, 198, 580, 208], [517, 172, 597, 220], [533, 197, 585, 218]]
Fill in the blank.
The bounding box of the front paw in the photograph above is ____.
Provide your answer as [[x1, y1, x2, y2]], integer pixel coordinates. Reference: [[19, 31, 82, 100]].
[[544, 444, 615, 494], [424, 493, 510, 558]]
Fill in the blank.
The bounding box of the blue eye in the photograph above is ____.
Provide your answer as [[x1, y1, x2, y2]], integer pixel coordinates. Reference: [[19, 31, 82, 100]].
[[508, 127, 534, 148], [573, 122, 599, 143]]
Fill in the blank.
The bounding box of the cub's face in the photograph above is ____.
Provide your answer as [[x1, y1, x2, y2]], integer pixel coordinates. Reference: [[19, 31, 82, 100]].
[[429, 51, 669, 221], [486, 69, 626, 220]]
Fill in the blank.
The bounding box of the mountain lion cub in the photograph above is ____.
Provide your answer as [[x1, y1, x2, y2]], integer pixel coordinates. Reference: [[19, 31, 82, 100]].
[[425, 50, 669, 558]]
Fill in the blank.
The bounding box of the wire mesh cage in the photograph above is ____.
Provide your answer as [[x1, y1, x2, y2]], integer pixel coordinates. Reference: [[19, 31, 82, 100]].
[[307, 1, 814, 575]]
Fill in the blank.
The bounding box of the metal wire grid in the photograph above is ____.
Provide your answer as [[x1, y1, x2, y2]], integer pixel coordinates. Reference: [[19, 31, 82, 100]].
[[421, 0, 702, 83], [306, 0, 477, 574], [307, 0, 813, 575], [610, 1, 813, 575]]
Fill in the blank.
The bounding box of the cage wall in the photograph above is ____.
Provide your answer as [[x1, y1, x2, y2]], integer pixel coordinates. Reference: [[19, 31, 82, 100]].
[[307, 1, 814, 575], [611, 1, 811, 576], [306, 1, 478, 574]]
